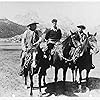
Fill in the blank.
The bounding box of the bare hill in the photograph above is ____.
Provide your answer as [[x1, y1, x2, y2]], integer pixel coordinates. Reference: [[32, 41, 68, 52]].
[[0, 18, 26, 38]]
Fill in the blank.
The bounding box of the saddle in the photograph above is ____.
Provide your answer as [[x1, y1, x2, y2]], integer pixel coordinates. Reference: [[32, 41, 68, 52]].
[[51, 42, 63, 60], [23, 46, 37, 68], [24, 51, 32, 69], [40, 41, 48, 52]]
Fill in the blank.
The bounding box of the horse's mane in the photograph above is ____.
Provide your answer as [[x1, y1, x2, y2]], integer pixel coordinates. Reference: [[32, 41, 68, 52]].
[[81, 37, 89, 52], [62, 36, 72, 48]]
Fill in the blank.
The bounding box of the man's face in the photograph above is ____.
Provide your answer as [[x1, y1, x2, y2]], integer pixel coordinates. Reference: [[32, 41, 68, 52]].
[[52, 22, 57, 28], [30, 25, 37, 31], [78, 28, 83, 32]]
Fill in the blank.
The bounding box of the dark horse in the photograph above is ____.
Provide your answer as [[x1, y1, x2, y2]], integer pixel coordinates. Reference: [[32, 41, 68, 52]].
[[52, 31, 99, 86], [23, 44, 50, 96], [51, 34, 77, 83], [74, 32, 99, 91]]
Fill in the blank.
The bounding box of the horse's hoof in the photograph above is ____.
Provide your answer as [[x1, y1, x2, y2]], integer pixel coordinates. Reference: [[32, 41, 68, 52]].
[[30, 93, 33, 96], [38, 92, 42, 97]]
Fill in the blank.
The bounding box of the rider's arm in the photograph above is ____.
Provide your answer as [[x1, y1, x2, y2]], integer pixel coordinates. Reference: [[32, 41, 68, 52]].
[[45, 29, 51, 40], [33, 37, 42, 45], [21, 31, 27, 51], [57, 29, 62, 40]]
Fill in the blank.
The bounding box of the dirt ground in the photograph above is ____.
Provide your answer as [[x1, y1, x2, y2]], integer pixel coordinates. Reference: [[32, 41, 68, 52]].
[[0, 41, 100, 97]]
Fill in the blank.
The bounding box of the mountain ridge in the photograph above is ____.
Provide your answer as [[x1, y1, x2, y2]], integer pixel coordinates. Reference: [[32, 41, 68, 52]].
[[0, 18, 26, 38]]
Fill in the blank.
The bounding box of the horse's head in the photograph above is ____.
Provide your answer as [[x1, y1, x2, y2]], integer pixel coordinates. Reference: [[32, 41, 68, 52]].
[[70, 30, 80, 47], [62, 34, 75, 59], [87, 32, 99, 54], [70, 30, 80, 41], [62, 31, 77, 48]]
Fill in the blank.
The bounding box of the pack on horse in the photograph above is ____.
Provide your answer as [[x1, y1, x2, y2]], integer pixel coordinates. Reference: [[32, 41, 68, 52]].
[[73, 32, 99, 92]]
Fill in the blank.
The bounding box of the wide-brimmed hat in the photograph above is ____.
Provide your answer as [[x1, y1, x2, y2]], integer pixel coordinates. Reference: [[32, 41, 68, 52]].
[[51, 19, 57, 23], [27, 22, 39, 27], [77, 25, 86, 30]]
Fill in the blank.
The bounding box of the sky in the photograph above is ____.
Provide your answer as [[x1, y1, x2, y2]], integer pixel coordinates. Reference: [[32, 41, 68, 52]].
[[0, 1, 100, 29]]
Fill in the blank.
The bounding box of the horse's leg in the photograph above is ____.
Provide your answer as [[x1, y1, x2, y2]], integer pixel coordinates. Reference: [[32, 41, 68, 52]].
[[38, 73, 42, 97], [78, 69, 82, 92], [75, 67, 78, 83], [63, 67, 67, 82], [54, 67, 58, 82], [86, 69, 90, 87], [24, 68, 28, 89], [53, 66, 58, 95], [72, 69, 75, 83], [29, 70, 33, 96], [43, 74, 46, 86], [63, 67, 68, 93]]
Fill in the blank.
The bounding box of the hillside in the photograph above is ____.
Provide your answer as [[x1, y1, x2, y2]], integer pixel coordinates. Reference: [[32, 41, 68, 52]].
[[0, 18, 26, 38]]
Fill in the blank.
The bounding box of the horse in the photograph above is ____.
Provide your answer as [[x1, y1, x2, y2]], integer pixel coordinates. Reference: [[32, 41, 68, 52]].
[[23, 43, 50, 96], [36, 44, 50, 96], [74, 32, 99, 92], [61, 33, 79, 82], [50, 34, 77, 83], [51, 43, 68, 83], [23, 47, 39, 96]]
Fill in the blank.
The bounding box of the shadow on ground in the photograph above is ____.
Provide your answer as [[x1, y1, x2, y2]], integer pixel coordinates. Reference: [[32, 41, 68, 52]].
[[87, 77, 100, 91], [40, 81, 79, 97], [32, 77, 100, 97]]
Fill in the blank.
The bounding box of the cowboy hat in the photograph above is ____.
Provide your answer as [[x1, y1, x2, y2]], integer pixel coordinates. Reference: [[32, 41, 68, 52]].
[[27, 22, 39, 27], [77, 25, 86, 30], [51, 19, 57, 23]]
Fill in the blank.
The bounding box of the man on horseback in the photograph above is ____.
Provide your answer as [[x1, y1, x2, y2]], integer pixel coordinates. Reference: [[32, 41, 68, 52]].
[[19, 22, 40, 76], [77, 25, 87, 45], [70, 25, 95, 69], [44, 19, 62, 60], [70, 25, 87, 61]]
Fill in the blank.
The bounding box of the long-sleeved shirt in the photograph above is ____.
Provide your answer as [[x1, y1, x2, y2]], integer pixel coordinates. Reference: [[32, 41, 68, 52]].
[[45, 27, 62, 42], [21, 29, 39, 51]]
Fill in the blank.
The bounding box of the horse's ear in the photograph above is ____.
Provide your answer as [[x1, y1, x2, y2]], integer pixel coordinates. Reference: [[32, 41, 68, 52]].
[[87, 32, 90, 37], [94, 32, 97, 36], [70, 30, 73, 34]]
